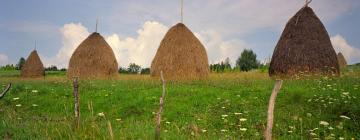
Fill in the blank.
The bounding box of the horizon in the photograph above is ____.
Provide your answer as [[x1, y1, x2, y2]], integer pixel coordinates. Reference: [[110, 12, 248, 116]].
[[1, 0, 360, 68]]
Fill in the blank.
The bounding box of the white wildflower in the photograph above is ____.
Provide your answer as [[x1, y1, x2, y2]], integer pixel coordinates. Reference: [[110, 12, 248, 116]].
[[13, 97, 20, 100], [310, 132, 317, 136], [234, 112, 242, 115], [221, 106, 226, 109], [328, 126, 334, 130], [342, 92, 349, 96], [339, 137, 344, 140], [239, 118, 247, 122], [288, 131, 293, 133], [165, 121, 170, 124], [16, 104, 21, 107], [97, 112, 105, 117], [221, 115, 228, 118], [220, 129, 227, 132], [201, 129, 207, 133], [340, 115, 351, 120], [31, 90, 38, 93], [32, 104, 38, 107], [240, 128, 247, 131], [319, 121, 329, 126], [116, 118, 121, 121]]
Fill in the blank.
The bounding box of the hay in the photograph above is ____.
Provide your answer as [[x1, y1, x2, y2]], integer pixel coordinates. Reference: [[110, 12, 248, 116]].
[[337, 52, 347, 68], [269, 6, 339, 77], [151, 23, 209, 80], [67, 32, 118, 79], [21, 50, 45, 78]]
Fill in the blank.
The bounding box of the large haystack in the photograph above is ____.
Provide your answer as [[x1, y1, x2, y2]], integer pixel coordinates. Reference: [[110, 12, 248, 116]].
[[269, 6, 339, 77], [337, 53, 347, 68], [67, 32, 118, 79], [21, 50, 45, 78], [151, 23, 209, 80]]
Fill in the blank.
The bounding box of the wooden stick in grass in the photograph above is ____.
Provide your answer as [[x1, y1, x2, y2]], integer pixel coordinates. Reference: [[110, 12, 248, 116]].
[[0, 83, 12, 99], [265, 80, 283, 140], [73, 77, 80, 128], [155, 71, 166, 140]]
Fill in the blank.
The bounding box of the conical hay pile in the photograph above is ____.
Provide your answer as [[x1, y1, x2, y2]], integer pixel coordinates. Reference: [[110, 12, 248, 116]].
[[67, 32, 118, 79], [269, 6, 339, 77], [337, 53, 347, 68], [151, 23, 209, 80], [21, 50, 45, 78]]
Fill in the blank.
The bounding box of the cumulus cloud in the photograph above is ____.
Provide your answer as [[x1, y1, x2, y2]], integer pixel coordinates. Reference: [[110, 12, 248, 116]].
[[45, 21, 249, 68], [43, 23, 89, 68], [0, 54, 9, 66], [196, 30, 248, 65], [331, 35, 360, 64], [106, 21, 168, 67]]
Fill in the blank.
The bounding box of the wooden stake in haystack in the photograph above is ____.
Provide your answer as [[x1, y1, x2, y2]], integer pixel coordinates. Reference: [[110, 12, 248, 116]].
[[155, 71, 166, 140], [0, 83, 12, 99], [73, 77, 80, 128], [264, 80, 283, 140]]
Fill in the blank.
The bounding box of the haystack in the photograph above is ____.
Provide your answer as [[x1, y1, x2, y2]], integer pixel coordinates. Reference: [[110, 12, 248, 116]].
[[21, 50, 45, 78], [151, 23, 209, 80], [337, 53, 347, 68], [269, 6, 339, 77], [67, 32, 118, 79]]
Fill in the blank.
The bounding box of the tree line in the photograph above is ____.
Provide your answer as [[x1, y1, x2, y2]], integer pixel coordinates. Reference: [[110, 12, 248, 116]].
[[1, 49, 268, 73]]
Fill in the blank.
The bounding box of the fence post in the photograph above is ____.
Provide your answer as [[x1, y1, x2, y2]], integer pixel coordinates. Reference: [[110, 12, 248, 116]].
[[264, 80, 283, 140], [155, 71, 166, 140], [0, 83, 12, 99], [73, 77, 80, 128]]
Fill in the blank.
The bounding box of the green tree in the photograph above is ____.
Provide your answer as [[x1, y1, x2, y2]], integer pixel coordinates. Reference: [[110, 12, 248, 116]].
[[236, 49, 259, 72], [127, 63, 141, 74], [16, 57, 26, 70]]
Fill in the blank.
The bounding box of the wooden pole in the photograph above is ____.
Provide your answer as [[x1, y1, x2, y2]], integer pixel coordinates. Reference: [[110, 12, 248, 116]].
[[96, 18, 98, 33], [0, 83, 12, 99], [264, 80, 283, 140], [155, 71, 166, 140], [73, 77, 80, 128], [181, 0, 183, 23]]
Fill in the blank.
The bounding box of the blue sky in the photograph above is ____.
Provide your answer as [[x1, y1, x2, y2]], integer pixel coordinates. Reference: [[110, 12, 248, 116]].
[[1, 0, 360, 68]]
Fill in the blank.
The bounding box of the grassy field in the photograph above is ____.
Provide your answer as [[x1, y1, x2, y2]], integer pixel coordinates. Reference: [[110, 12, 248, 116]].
[[0, 67, 359, 140]]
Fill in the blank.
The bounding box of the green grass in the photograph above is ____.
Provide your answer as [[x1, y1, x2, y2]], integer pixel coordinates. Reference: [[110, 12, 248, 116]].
[[0, 67, 359, 139]]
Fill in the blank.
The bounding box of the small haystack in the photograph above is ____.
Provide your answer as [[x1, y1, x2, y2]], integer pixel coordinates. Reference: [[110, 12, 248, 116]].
[[67, 32, 118, 79], [269, 6, 339, 77], [151, 23, 209, 80], [21, 50, 45, 78], [337, 53, 347, 68]]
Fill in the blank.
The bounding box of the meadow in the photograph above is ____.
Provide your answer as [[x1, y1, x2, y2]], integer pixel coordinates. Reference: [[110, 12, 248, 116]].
[[0, 66, 359, 140]]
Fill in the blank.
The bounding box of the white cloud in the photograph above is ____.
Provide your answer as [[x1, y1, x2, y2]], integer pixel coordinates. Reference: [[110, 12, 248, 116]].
[[331, 35, 360, 64], [43, 23, 89, 68], [195, 30, 248, 65], [0, 54, 9, 66], [106, 21, 168, 67], [45, 21, 249, 68]]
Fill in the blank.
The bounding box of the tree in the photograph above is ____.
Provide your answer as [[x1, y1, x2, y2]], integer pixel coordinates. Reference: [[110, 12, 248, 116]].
[[16, 57, 25, 70], [141, 68, 150, 74], [127, 63, 141, 74], [45, 65, 58, 71], [236, 49, 259, 71]]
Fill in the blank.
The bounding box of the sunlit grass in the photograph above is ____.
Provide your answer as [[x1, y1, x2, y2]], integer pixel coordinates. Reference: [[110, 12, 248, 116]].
[[0, 67, 359, 139]]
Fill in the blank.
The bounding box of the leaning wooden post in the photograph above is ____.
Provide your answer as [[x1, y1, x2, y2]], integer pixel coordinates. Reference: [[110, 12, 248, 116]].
[[264, 80, 283, 140], [0, 83, 12, 99], [155, 71, 166, 140], [73, 77, 80, 128]]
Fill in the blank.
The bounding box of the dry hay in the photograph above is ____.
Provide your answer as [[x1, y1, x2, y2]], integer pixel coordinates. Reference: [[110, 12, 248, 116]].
[[21, 50, 45, 78], [269, 6, 339, 78], [151, 23, 209, 80], [67, 32, 118, 79], [337, 52, 347, 68]]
